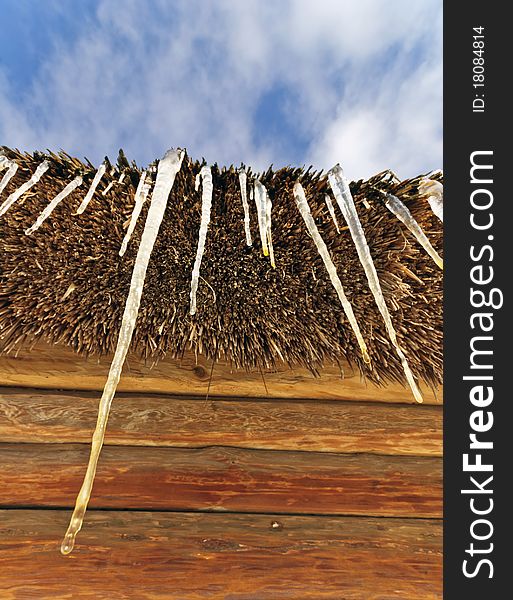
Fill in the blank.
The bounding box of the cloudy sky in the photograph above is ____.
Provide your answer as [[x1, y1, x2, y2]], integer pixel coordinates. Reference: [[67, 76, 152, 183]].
[[0, 0, 442, 180]]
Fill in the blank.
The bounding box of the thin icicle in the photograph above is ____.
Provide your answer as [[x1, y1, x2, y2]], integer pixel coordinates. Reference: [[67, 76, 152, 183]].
[[119, 170, 151, 257], [238, 169, 252, 246], [384, 193, 443, 269], [324, 194, 340, 233], [190, 165, 213, 315], [76, 162, 106, 214], [254, 180, 269, 256], [25, 176, 83, 235], [419, 178, 443, 222], [293, 181, 370, 364], [265, 189, 275, 268], [0, 160, 49, 218], [254, 180, 274, 265], [60, 148, 185, 556], [328, 164, 423, 403], [102, 181, 114, 196], [0, 157, 18, 198]]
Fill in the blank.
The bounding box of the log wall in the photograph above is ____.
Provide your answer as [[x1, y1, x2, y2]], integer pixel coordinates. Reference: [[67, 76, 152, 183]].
[[0, 343, 442, 599]]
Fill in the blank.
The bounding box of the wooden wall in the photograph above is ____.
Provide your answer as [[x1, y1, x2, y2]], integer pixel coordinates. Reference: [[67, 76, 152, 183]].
[[0, 343, 442, 599]]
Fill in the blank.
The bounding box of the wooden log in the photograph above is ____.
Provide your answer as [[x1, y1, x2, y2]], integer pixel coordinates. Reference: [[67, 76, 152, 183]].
[[0, 443, 442, 518], [0, 387, 442, 456], [0, 342, 443, 404], [0, 509, 442, 599]]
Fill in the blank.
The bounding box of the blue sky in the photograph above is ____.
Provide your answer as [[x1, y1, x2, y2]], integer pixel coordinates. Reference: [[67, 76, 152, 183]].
[[0, 0, 442, 179]]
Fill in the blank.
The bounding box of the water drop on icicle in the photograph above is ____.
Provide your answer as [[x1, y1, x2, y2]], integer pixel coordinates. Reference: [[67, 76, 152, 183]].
[[190, 165, 213, 315], [384, 193, 443, 269], [419, 178, 443, 222], [0, 160, 49, 218], [25, 176, 83, 235], [324, 194, 340, 233], [119, 170, 152, 257], [293, 181, 370, 365], [76, 163, 107, 214], [328, 164, 423, 403], [0, 157, 18, 198], [60, 148, 185, 556], [238, 169, 252, 246]]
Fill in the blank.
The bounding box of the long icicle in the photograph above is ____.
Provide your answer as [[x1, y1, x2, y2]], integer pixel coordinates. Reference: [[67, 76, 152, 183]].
[[328, 164, 423, 403], [119, 170, 151, 257], [238, 168, 252, 246], [25, 176, 83, 235], [324, 194, 340, 233], [265, 187, 275, 268], [254, 180, 269, 256], [419, 178, 443, 222], [76, 162, 107, 214], [60, 148, 185, 555], [293, 181, 370, 364], [190, 165, 213, 315], [0, 157, 18, 198], [384, 193, 443, 269], [0, 160, 49, 218]]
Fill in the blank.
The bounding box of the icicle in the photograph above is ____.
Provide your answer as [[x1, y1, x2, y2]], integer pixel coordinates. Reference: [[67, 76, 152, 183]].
[[328, 164, 423, 403], [324, 194, 340, 233], [60, 148, 185, 556], [419, 178, 443, 222], [76, 162, 106, 214], [25, 176, 83, 235], [237, 169, 252, 246], [254, 180, 269, 256], [119, 171, 151, 257], [0, 160, 49, 218], [190, 165, 213, 315], [0, 157, 18, 198], [102, 181, 114, 196], [293, 181, 370, 364], [265, 189, 275, 268], [384, 193, 443, 269]]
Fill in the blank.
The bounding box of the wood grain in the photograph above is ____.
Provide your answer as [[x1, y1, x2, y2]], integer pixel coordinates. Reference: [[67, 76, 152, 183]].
[[0, 342, 443, 404], [0, 509, 442, 599], [0, 442, 442, 518], [0, 387, 442, 456]]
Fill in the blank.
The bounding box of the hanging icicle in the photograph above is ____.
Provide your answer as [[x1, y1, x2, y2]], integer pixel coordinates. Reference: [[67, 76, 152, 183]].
[[254, 180, 274, 266], [0, 160, 49, 218], [384, 193, 443, 269], [324, 194, 340, 233], [238, 169, 252, 246], [0, 157, 18, 198], [253, 180, 269, 256], [119, 170, 152, 257], [419, 178, 443, 222], [76, 162, 107, 215], [190, 165, 213, 315], [265, 188, 275, 268], [60, 148, 185, 556], [328, 164, 423, 403], [25, 176, 83, 235], [293, 181, 370, 364], [76, 163, 106, 214]]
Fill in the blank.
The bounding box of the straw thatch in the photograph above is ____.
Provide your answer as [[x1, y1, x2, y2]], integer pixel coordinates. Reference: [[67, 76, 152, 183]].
[[0, 147, 443, 388]]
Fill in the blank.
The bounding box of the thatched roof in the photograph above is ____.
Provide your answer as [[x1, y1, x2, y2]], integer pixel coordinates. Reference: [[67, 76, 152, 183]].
[[0, 147, 443, 390]]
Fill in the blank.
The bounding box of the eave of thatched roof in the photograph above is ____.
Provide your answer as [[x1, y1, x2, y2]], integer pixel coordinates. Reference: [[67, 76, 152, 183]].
[[0, 147, 443, 390]]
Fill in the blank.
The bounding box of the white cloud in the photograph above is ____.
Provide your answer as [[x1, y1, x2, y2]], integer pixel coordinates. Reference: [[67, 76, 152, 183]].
[[0, 0, 442, 178]]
